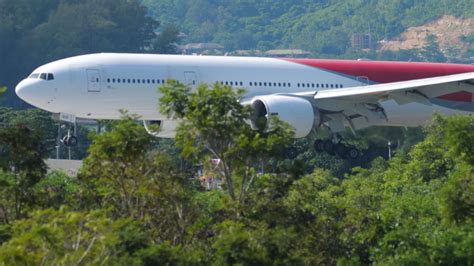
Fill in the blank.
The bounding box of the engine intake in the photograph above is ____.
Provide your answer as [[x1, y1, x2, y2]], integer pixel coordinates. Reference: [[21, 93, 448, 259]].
[[143, 120, 177, 138], [250, 95, 319, 138]]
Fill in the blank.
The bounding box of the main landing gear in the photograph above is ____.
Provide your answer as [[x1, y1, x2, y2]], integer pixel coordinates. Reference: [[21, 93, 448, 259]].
[[313, 138, 360, 160]]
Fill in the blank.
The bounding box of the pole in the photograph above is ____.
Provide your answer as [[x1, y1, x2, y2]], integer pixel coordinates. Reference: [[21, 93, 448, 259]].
[[388, 141, 392, 160]]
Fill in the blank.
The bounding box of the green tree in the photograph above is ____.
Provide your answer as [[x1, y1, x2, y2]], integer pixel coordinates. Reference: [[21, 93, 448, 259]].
[[151, 24, 181, 54], [159, 81, 294, 204], [0, 122, 48, 219], [421, 34, 447, 62], [0, 207, 144, 265], [79, 113, 202, 246]]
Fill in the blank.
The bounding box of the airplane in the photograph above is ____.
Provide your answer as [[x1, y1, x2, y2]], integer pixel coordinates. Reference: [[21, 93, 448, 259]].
[[15, 53, 474, 159]]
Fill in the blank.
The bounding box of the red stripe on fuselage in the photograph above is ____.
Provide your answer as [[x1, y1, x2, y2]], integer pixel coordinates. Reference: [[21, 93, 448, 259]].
[[284, 58, 474, 83], [438, 91, 473, 102]]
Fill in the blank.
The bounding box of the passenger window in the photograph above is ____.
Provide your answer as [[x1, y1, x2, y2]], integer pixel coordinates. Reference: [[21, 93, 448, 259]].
[[132, 79, 136, 83], [107, 78, 110, 83], [268, 82, 272, 87], [162, 80, 165, 84], [259, 82, 262, 86], [311, 83, 315, 88], [297, 83, 300, 87], [117, 79, 121, 83], [112, 78, 116, 83]]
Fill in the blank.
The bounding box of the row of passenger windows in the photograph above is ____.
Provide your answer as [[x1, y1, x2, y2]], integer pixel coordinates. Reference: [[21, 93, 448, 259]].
[[107, 78, 165, 84], [297, 83, 343, 89], [107, 77, 344, 89], [221, 81, 344, 89], [28, 73, 55, 80]]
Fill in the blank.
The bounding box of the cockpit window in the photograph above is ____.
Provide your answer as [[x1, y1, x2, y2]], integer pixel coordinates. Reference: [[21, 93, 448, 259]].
[[29, 73, 54, 80]]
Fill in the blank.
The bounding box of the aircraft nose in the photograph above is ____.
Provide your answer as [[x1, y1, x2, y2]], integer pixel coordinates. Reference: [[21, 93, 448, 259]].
[[15, 79, 29, 101], [15, 79, 48, 106]]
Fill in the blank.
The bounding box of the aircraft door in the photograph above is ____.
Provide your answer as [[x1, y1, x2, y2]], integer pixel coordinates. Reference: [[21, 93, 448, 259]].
[[184, 71, 197, 88], [87, 69, 101, 92]]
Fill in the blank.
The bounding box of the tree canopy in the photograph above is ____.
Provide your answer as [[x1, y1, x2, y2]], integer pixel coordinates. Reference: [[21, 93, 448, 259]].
[[0, 81, 472, 264]]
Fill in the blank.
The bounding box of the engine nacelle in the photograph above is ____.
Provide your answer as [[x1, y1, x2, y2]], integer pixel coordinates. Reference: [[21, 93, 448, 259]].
[[143, 120, 177, 138], [249, 95, 320, 138]]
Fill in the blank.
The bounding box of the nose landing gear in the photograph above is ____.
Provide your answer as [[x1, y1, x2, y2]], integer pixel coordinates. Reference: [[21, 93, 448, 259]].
[[54, 113, 79, 148], [61, 128, 78, 147]]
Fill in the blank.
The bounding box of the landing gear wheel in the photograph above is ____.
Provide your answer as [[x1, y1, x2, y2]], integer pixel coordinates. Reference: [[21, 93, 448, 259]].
[[323, 140, 335, 155], [313, 139, 324, 152], [335, 143, 348, 158], [62, 135, 78, 147], [346, 146, 360, 160], [67, 136, 78, 147]]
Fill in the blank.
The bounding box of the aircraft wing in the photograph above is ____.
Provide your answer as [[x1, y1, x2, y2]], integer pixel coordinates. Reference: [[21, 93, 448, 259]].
[[313, 72, 474, 105], [290, 72, 474, 132]]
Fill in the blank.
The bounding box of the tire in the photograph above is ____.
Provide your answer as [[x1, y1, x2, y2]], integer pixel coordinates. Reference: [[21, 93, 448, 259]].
[[313, 139, 324, 152], [67, 136, 78, 147], [323, 140, 335, 154], [346, 146, 360, 160], [335, 143, 348, 158]]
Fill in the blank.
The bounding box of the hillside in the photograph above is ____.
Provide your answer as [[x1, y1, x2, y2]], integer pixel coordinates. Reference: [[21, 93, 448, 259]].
[[381, 15, 474, 58], [142, 0, 474, 59]]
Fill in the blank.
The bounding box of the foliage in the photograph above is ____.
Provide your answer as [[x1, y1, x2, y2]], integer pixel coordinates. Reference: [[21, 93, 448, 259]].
[[79, 113, 205, 248], [0, 118, 48, 219], [142, 0, 473, 58], [0, 90, 472, 264], [0, 207, 143, 265], [159, 81, 294, 203], [150, 24, 181, 54]]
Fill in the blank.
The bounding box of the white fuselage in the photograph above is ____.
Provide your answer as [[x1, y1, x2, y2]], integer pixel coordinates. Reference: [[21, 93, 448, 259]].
[[15, 53, 470, 129]]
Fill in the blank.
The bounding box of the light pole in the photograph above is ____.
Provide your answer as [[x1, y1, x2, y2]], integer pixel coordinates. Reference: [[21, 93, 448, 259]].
[[388, 141, 392, 160]]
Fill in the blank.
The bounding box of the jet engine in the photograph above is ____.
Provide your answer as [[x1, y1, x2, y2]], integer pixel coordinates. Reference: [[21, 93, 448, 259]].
[[143, 120, 177, 138], [249, 95, 320, 138]]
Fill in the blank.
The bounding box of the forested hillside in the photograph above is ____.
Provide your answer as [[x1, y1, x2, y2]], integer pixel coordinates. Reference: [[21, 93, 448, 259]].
[[142, 0, 474, 57]]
